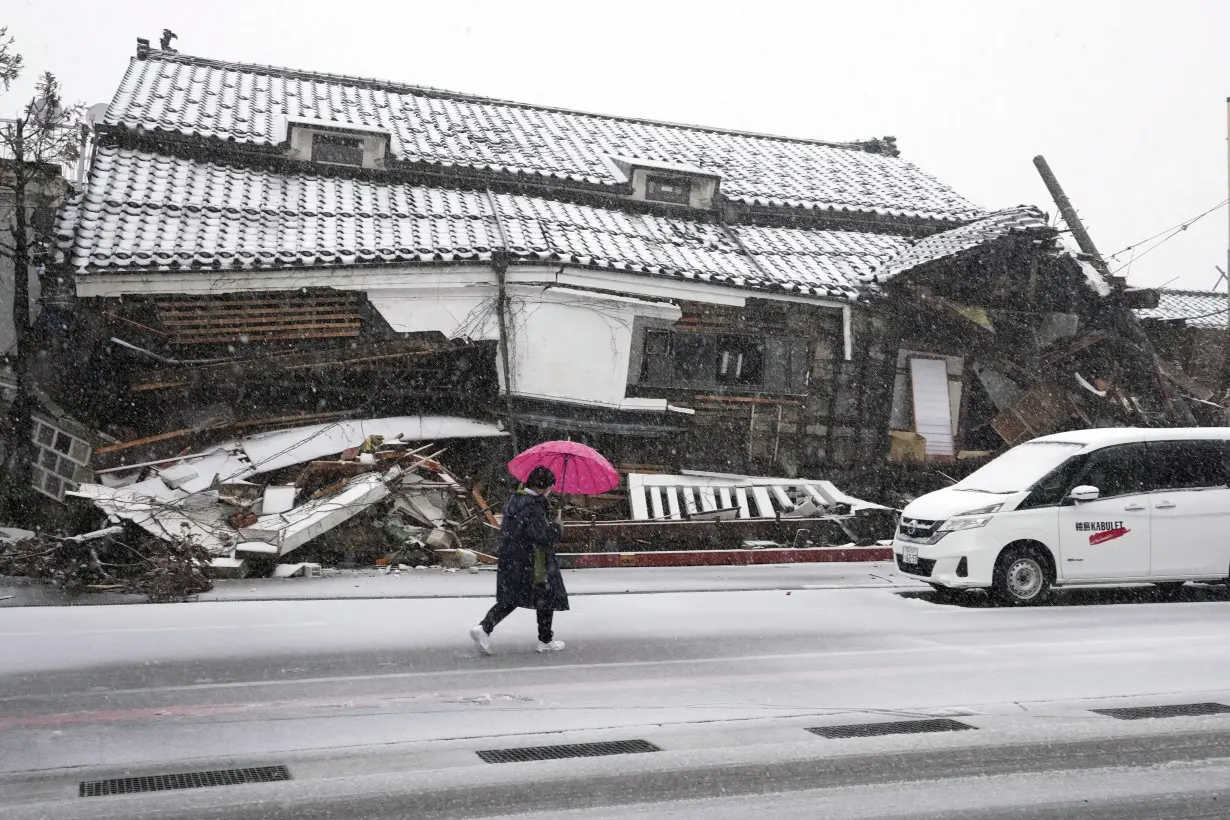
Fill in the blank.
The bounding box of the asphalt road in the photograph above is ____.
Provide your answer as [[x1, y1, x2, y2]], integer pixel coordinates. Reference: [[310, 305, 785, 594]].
[[6, 577, 1230, 818]]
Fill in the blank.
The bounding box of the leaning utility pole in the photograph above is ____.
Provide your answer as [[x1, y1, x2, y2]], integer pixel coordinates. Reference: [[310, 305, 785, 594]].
[[1032, 155, 1196, 425], [1033, 155, 1109, 275]]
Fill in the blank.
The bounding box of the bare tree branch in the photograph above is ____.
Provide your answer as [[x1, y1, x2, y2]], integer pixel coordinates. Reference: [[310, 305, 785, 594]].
[[0, 39, 84, 498]]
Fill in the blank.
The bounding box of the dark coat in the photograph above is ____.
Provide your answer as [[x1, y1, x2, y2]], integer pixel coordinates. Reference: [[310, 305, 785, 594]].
[[495, 491, 569, 611]]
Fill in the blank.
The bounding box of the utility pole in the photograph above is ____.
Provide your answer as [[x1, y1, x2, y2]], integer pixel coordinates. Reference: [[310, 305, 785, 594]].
[[1032, 155, 1109, 276], [1222, 98, 1230, 406], [1032, 155, 1195, 425], [484, 189, 519, 454]]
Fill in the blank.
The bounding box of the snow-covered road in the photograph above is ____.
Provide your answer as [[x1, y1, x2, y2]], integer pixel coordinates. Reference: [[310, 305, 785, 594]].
[[5, 579, 1230, 816]]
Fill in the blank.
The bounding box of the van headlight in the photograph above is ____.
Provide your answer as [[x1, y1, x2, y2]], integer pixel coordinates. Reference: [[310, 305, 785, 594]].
[[938, 514, 995, 532]]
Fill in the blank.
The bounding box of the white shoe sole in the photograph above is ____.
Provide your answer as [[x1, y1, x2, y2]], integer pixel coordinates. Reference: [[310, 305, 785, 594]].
[[470, 626, 491, 655]]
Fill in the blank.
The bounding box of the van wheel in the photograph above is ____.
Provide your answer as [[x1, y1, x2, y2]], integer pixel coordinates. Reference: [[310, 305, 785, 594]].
[[992, 548, 1052, 606], [1155, 582, 1186, 601]]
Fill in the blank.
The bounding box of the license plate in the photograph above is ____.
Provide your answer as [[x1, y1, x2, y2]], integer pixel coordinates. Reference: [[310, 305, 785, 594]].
[[902, 546, 919, 565]]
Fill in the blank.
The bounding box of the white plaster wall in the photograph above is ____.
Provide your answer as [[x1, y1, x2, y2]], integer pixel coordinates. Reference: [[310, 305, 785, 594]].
[[366, 286, 498, 339], [365, 283, 680, 409]]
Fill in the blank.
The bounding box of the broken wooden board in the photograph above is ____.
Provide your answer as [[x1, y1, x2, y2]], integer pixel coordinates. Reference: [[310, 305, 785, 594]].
[[154, 292, 363, 345], [990, 380, 1075, 446]]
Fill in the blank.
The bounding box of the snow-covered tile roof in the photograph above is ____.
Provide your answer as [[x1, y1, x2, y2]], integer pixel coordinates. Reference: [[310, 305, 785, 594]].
[[867, 206, 1051, 283], [1135, 289, 1228, 328], [101, 51, 984, 223], [58, 146, 904, 300], [734, 224, 910, 292]]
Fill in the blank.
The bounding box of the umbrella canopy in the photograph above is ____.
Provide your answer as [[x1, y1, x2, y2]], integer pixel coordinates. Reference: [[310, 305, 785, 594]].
[[507, 440, 619, 495]]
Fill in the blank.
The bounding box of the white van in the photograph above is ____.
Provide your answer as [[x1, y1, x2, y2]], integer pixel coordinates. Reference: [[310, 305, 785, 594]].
[[893, 428, 1230, 605]]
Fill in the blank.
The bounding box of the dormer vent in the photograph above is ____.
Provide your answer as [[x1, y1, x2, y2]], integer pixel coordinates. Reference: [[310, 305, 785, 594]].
[[280, 117, 390, 170], [606, 155, 722, 211]]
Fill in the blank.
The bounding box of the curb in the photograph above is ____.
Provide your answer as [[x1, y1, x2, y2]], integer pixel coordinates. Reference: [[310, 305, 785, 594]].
[[558, 546, 893, 569]]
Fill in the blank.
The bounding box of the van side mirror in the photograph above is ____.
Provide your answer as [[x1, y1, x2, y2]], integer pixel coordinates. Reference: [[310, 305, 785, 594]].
[[1069, 485, 1100, 503]]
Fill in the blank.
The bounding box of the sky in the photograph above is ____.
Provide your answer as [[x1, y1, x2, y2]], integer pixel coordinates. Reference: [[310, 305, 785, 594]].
[[4, 0, 1229, 292]]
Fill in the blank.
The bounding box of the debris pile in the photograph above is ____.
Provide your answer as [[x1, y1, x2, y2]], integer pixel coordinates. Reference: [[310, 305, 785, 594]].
[[0, 525, 211, 601], [58, 416, 503, 580]]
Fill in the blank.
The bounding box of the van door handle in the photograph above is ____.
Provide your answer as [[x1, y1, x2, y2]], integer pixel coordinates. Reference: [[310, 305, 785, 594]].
[[1155, 501, 1177, 509], [1124, 504, 1146, 511]]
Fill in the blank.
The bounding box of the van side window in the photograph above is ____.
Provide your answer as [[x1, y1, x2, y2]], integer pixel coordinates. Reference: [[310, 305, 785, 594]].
[[1017, 454, 1089, 510], [1074, 443, 1148, 500], [1147, 440, 1229, 491]]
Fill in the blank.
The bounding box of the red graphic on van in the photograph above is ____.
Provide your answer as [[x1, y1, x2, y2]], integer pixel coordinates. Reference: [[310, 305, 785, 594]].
[[1090, 527, 1130, 546]]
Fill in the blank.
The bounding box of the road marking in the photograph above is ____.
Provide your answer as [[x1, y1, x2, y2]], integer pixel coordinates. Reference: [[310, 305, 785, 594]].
[[0, 622, 327, 638]]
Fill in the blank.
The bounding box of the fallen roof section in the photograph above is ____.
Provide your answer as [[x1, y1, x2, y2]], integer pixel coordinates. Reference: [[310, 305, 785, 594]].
[[867, 206, 1051, 284], [1135, 288, 1229, 329], [236, 416, 505, 475], [238, 469, 398, 557]]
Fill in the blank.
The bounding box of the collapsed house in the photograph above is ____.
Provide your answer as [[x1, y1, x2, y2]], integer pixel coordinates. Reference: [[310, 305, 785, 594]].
[[22, 37, 1198, 557], [72, 417, 504, 574], [1135, 288, 1229, 420]]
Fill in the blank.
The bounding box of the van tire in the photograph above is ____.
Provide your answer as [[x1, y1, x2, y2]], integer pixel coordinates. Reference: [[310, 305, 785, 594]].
[[992, 546, 1053, 606]]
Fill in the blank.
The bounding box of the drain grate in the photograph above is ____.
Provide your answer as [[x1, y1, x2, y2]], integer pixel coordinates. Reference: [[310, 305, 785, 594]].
[[807, 718, 975, 739], [1091, 702, 1230, 721], [477, 739, 660, 764], [79, 765, 291, 797]]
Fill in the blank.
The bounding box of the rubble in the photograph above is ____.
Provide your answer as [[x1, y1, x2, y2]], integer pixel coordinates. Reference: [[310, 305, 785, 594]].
[[0, 525, 211, 601], [50, 415, 503, 580], [478, 469, 900, 556]]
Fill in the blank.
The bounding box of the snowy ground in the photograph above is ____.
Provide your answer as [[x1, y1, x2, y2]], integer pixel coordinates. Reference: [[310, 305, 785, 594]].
[[5, 576, 1230, 817], [0, 561, 917, 606]]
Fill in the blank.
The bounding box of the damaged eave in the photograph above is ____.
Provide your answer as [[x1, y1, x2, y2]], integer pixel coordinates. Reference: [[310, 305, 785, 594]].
[[124, 338, 477, 392], [71, 263, 521, 299]]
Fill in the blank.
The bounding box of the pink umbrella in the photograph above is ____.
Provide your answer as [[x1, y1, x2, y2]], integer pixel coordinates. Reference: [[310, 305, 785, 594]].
[[507, 440, 619, 495]]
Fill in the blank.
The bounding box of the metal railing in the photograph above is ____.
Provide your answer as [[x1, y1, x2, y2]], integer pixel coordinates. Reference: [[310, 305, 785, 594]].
[[0, 119, 93, 184]]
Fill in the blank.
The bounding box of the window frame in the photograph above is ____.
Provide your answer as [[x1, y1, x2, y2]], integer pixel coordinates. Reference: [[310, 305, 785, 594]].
[[1063, 442, 1149, 502], [1145, 439, 1230, 493], [645, 175, 692, 205], [312, 133, 365, 166], [714, 335, 764, 386], [639, 329, 674, 384], [636, 329, 809, 395], [1017, 452, 1091, 510]]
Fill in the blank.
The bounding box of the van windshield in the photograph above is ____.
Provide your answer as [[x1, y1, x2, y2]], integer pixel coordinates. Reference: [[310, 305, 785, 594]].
[[954, 441, 1087, 494]]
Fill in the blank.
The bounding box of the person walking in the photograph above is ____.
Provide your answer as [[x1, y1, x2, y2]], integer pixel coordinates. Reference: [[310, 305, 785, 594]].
[[470, 465, 570, 654]]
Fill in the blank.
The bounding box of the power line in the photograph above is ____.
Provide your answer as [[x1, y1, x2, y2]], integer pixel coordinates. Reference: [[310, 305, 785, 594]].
[[1106, 198, 1229, 274]]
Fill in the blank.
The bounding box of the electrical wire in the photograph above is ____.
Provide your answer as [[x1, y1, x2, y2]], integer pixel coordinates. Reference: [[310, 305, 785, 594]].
[[1106, 198, 1229, 274]]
